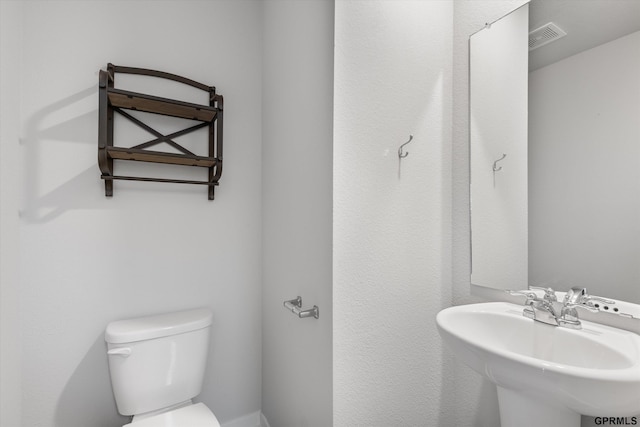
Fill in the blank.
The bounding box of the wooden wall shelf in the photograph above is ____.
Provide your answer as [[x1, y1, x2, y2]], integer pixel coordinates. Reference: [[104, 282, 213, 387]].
[[98, 63, 223, 200]]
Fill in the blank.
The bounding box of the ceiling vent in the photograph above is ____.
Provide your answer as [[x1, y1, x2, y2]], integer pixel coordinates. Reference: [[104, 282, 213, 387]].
[[529, 22, 567, 51]]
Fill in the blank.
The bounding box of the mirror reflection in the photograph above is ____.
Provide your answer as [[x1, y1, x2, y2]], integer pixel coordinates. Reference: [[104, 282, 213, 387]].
[[470, 0, 640, 303]]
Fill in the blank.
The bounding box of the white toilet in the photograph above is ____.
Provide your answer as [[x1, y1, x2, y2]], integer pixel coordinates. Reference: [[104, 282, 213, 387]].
[[105, 308, 221, 427]]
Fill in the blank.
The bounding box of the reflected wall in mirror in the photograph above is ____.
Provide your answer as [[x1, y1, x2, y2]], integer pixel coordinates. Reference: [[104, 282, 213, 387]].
[[470, 4, 529, 290], [470, 0, 640, 304]]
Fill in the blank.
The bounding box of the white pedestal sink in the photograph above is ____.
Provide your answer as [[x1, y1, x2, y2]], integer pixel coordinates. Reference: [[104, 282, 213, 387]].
[[436, 302, 640, 427]]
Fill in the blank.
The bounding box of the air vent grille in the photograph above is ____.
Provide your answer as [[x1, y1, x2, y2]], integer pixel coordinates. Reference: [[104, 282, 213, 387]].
[[529, 22, 567, 51]]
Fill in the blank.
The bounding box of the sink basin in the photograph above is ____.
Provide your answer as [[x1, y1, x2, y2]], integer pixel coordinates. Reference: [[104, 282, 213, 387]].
[[436, 302, 640, 427]]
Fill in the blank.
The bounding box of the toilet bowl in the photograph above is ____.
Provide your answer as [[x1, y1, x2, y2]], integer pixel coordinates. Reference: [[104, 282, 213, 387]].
[[123, 403, 220, 427], [105, 308, 220, 426]]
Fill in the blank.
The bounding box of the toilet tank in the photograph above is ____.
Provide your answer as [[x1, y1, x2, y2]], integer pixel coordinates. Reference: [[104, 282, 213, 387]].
[[105, 308, 213, 416]]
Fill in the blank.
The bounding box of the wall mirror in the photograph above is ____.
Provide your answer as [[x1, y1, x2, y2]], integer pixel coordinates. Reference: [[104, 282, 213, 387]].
[[470, 0, 640, 304]]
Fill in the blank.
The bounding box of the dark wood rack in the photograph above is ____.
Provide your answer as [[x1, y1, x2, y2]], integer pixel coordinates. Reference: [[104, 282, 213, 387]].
[[98, 63, 223, 200]]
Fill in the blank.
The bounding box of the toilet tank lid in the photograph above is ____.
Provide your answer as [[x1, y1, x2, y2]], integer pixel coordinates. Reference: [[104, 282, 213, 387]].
[[105, 308, 213, 344]]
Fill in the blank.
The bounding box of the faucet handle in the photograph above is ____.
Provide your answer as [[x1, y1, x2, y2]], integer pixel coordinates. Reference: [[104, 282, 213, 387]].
[[529, 286, 558, 302], [584, 295, 616, 306], [507, 289, 538, 304], [564, 287, 615, 307], [564, 286, 587, 304], [563, 302, 599, 313]]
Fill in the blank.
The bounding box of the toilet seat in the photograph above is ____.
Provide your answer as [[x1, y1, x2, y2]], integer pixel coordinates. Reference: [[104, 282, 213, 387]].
[[123, 403, 221, 427]]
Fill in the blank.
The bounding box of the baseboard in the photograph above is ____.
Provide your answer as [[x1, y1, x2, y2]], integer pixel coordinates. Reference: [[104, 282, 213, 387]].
[[220, 410, 263, 427]]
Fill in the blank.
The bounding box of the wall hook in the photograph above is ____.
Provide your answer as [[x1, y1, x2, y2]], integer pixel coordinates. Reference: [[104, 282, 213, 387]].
[[492, 153, 507, 172], [398, 135, 413, 159]]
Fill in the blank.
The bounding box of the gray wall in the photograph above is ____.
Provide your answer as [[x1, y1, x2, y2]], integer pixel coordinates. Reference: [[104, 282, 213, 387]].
[[261, 1, 334, 426], [529, 31, 640, 304], [1, 1, 23, 426], [2, 1, 263, 425]]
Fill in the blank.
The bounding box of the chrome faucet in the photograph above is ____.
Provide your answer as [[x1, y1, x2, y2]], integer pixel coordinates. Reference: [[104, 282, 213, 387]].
[[558, 286, 616, 329], [558, 287, 588, 328], [509, 286, 615, 329], [523, 287, 561, 326]]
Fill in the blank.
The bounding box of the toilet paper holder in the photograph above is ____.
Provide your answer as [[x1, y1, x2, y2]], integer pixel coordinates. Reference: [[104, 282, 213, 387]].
[[283, 296, 319, 319]]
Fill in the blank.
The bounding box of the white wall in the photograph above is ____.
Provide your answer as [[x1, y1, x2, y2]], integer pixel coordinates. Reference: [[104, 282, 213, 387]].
[[453, 1, 529, 426], [529, 31, 640, 304], [261, 1, 334, 426], [9, 1, 263, 426], [333, 1, 454, 425]]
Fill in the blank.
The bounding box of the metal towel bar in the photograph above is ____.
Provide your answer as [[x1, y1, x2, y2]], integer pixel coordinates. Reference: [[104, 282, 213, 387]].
[[283, 296, 319, 319]]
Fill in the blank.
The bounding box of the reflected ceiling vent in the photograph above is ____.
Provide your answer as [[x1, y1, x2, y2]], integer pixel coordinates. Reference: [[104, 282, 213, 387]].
[[529, 22, 567, 51]]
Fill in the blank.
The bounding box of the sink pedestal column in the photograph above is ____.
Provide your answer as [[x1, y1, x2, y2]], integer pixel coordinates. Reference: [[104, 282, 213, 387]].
[[497, 386, 581, 427]]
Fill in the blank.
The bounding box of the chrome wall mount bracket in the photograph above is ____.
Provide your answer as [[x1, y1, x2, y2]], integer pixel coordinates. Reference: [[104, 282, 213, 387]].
[[283, 296, 319, 319]]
